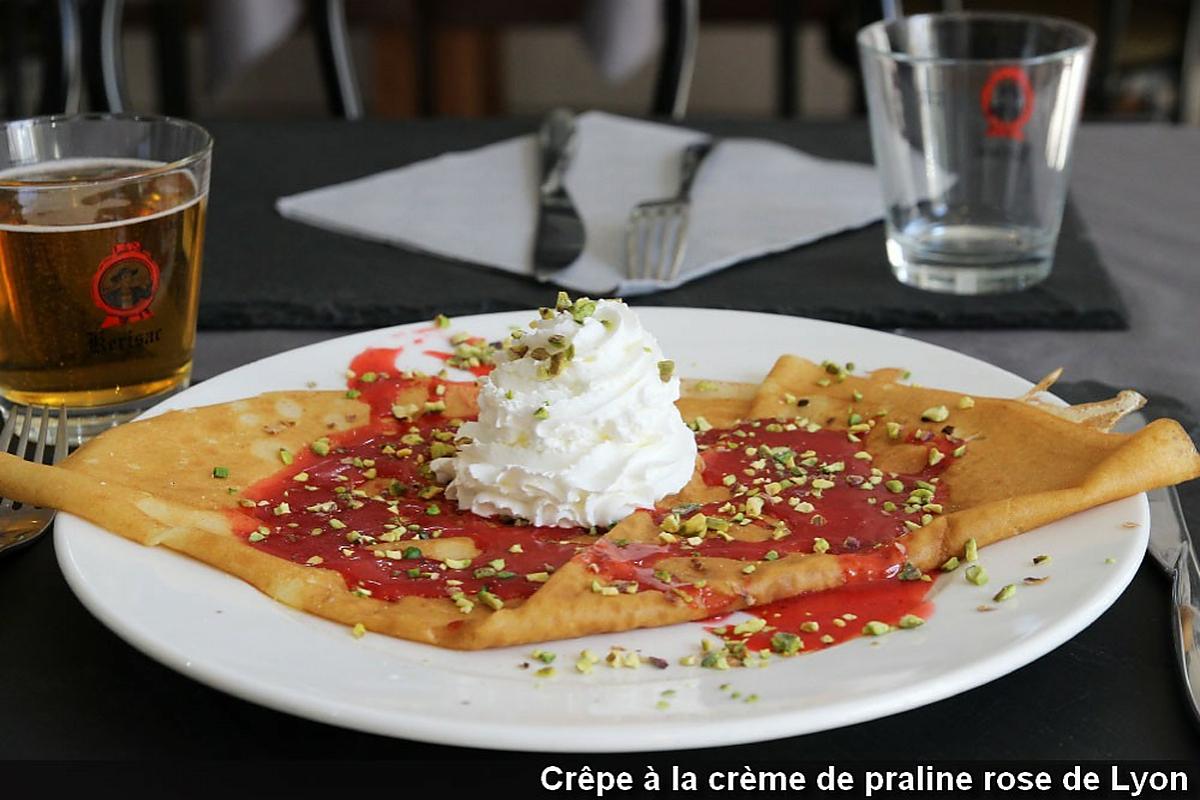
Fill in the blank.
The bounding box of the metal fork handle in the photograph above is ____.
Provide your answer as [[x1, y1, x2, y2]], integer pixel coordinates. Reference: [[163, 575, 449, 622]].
[[676, 139, 714, 200], [538, 107, 578, 194]]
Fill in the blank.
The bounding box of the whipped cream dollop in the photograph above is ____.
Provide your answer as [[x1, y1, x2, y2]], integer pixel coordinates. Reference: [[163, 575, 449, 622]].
[[432, 297, 697, 528]]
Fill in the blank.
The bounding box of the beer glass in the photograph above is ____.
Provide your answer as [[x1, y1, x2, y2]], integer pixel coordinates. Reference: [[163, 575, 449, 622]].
[[858, 14, 1093, 294], [0, 114, 211, 436]]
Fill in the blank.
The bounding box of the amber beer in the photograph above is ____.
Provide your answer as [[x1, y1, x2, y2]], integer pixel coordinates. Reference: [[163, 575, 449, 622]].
[[0, 157, 206, 410]]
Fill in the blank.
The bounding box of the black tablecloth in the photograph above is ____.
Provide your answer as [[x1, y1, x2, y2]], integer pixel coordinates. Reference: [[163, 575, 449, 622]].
[[198, 119, 1126, 331], [2, 381, 1195, 761]]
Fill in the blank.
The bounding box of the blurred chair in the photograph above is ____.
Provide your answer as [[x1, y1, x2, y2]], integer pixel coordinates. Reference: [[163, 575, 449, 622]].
[[653, 0, 699, 118], [6, 0, 699, 121], [309, 0, 363, 118], [365, 0, 699, 119], [0, 0, 82, 118]]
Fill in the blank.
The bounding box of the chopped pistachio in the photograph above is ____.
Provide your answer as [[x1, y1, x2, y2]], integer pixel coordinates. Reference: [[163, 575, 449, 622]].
[[391, 403, 418, 420], [928, 448, 945, 467], [533, 405, 550, 420], [940, 556, 960, 572], [885, 479, 905, 494], [1032, 554, 1051, 566], [921, 405, 950, 423], [733, 617, 767, 635], [434, 313, 451, 328], [743, 496, 765, 518], [993, 584, 1017, 602], [885, 421, 902, 439], [958, 395, 976, 409], [351, 622, 367, 638], [862, 620, 892, 636], [443, 557, 471, 570], [429, 441, 456, 459], [477, 590, 504, 610], [525, 571, 550, 583], [571, 297, 597, 323], [964, 537, 979, 562], [278, 448, 294, 465], [680, 512, 707, 535], [898, 614, 925, 629], [812, 537, 830, 554], [771, 632, 803, 655], [657, 360, 675, 383], [211, 466, 230, 479], [965, 564, 989, 586]]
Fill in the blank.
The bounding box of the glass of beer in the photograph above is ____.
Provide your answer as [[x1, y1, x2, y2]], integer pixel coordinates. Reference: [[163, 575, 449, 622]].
[[0, 114, 211, 438]]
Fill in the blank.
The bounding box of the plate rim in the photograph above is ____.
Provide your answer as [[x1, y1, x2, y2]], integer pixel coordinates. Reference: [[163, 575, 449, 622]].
[[53, 307, 1150, 751]]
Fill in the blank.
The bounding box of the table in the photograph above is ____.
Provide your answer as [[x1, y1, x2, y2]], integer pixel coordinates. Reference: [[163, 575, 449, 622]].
[[2, 121, 1198, 761]]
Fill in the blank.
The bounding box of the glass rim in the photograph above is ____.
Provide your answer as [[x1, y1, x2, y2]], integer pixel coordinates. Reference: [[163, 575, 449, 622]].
[[857, 11, 1096, 67], [0, 112, 213, 190]]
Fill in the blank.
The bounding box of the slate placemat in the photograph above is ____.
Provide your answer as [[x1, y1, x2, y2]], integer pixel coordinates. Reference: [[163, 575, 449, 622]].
[[197, 119, 1126, 331]]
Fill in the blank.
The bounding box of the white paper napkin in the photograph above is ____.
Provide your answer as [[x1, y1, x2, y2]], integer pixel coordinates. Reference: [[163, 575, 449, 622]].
[[276, 111, 883, 296]]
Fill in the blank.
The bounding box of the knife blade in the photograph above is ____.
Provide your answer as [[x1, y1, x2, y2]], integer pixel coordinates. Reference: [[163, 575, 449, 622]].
[[531, 108, 585, 282], [1126, 412, 1200, 728], [1148, 485, 1200, 728]]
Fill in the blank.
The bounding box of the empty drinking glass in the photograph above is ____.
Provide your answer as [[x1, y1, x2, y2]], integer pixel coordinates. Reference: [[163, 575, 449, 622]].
[[858, 13, 1094, 294]]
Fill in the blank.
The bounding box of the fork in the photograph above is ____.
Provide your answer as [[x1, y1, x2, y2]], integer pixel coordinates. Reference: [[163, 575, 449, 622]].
[[625, 139, 714, 284], [0, 404, 68, 555]]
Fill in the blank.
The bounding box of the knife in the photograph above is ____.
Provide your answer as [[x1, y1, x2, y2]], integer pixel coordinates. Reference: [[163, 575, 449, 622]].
[[531, 108, 585, 282], [1128, 411, 1200, 728], [1148, 485, 1200, 728]]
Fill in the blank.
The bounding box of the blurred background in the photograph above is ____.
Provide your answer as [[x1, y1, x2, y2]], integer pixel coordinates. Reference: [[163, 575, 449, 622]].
[[3, 0, 1198, 124]]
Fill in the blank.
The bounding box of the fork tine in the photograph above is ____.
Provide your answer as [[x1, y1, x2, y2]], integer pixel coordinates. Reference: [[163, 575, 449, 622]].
[[625, 216, 642, 281], [654, 210, 672, 282], [638, 215, 652, 281], [52, 405, 68, 465], [667, 211, 691, 282], [0, 405, 18, 457], [31, 405, 51, 465], [1, 405, 35, 510], [661, 214, 682, 283]]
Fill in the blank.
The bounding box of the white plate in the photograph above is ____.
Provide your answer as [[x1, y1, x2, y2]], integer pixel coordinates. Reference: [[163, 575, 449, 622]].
[[55, 309, 1148, 752]]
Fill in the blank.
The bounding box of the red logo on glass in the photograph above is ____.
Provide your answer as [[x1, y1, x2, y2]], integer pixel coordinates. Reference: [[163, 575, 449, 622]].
[[91, 242, 160, 328], [980, 66, 1034, 141]]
